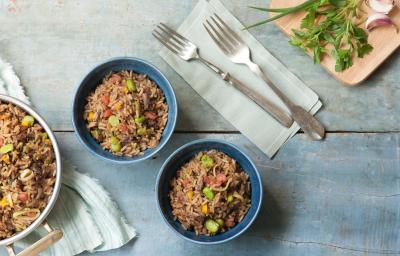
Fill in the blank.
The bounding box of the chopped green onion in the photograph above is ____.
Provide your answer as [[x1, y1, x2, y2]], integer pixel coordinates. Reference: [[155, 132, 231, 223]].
[[110, 136, 120, 145], [111, 143, 121, 152], [21, 115, 35, 127], [0, 144, 13, 154], [216, 219, 224, 226], [202, 187, 215, 200], [227, 195, 234, 203], [42, 133, 48, 139], [126, 79, 136, 92], [201, 155, 214, 168], [90, 130, 99, 138], [134, 116, 145, 124], [205, 219, 220, 233], [137, 127, 147, 136], [108, 115, 120, 127]]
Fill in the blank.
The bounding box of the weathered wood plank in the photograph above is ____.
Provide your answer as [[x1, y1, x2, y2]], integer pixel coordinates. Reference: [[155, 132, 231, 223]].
[[1, 132, 396, 256], [0, 0, 399, 132]]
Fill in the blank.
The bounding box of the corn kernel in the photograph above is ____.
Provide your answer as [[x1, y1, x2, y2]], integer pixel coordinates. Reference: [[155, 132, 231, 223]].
[[1, 197, 7, 208], [187, 191, 194, 200], [201, 204, 208, 214], [88, 112, 95, 121], [115, 102, 123, 110], [1, 154, 10, 164]]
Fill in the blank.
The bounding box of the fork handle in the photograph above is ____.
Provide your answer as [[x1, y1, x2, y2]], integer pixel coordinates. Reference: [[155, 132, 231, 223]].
[[198, 57, 293, 128], [246, 61, 325, 140]]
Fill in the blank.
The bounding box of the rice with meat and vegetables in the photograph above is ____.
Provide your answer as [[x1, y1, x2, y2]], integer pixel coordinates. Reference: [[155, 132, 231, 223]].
[[84, 70, 168, 157], [169, 150, 251, 236], [0, 102, 56, 239]]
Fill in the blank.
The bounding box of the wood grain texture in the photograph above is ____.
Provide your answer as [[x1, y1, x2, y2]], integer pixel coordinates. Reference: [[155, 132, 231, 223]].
[[0, 0, 399, 132], [270, 0, 400, 85], [0, 132, 396, 256], [0, 1, 398, 256]]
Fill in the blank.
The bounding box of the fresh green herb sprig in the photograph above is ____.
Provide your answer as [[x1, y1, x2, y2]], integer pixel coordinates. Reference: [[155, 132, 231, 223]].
[[246, 0, 373, 72]]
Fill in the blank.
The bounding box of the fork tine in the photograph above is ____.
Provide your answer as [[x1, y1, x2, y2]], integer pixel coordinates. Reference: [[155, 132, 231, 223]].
[[204, 19, 234, 54], [202, 23, 230, 55], [159, 23, 191, 45], [156, 25, 187, 50], [210, 16, 240, 46], [152, 30, 181, 56], [154, 27, 187, 52], [213, 14, 245, 45]]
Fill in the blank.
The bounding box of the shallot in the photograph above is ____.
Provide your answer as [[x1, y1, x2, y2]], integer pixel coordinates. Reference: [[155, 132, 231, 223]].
[[366, 13, 397, 31], [366, 0, 394, 14]]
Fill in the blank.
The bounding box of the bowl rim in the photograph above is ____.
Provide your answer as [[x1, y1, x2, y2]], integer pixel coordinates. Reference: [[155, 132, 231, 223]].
[[71, 56, 178, 164], [0, 95, 62, 246], [155, 138, 263, 244]]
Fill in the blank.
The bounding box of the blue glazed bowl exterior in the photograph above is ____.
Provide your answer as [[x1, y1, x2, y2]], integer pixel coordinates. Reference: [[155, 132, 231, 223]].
[[72, 57, 177, 164], [156, 139, 263, 244]]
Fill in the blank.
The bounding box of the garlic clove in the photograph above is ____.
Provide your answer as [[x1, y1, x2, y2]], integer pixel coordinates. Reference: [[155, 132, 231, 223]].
[[366, 0, 394, 14]]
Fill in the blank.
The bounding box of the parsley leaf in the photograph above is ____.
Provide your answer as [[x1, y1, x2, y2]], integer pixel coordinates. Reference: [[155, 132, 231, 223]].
[[247, 0, 373, 72]]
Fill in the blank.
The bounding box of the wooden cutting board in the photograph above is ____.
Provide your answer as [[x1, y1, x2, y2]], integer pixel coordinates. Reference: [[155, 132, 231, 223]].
[[270, 0, 400, 86]]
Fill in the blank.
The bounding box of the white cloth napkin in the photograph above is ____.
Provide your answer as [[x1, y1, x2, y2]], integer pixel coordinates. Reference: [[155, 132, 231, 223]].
[[159, 0, 323, 157], [0, 57, 136, 255]]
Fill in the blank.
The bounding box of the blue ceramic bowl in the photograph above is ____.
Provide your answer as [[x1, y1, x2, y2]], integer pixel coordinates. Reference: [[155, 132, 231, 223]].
[[72, 57, 177, 164], [156, 139, 263, 244]]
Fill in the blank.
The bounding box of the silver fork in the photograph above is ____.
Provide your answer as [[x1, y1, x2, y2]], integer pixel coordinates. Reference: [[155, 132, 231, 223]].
[[152, 23, 294, 128], [203, 14, 325, 140]]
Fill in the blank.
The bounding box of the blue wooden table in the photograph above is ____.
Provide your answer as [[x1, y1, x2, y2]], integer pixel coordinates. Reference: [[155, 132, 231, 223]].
[[0, 0, 399, 255]]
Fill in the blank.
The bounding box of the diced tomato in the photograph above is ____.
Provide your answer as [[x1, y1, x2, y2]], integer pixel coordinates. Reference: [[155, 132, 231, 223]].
[[181, 179, 191, 187], [103, 109, 113, 118], [0, 138, 4, 146], [109, 74, 122, 84], [203, 176, 216, 186], [144, 111, 157, 120], [101, 95, 110, 105], [216, 173, 227, 184], [18, 192, 29, 202], [119, 124, 129, 133], [26, 212, 36, 218]]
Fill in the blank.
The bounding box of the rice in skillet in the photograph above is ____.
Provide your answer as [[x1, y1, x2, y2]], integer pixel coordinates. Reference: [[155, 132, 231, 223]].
[[169, 150, 251, 236], [0, 102, 56, 239], [84, 70, 168, 157]]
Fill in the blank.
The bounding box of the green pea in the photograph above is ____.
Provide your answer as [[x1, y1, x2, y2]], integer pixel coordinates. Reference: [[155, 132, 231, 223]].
[[111, 143, 121, 152], [134, 116, 145, 124], [0, 144, 13, 154], [227, 195, 234, 203], [21, 115, 35, 127], [202, 187, 215, 200], [108, 115, 120, 126], [126, 79, 136, 92], [137, 127, 147, 136], [110, 136, 120, 145], [205, 219, 219, 233], [201, 155, 214, 168]]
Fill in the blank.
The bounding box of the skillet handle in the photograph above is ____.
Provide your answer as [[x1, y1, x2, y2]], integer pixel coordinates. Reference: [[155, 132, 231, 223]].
[[6, 222, 63, 256]]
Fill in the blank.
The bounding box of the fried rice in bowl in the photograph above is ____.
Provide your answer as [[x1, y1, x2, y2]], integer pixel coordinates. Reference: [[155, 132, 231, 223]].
[[72, 57, 177, 164], [156, 139, 263, 244]]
